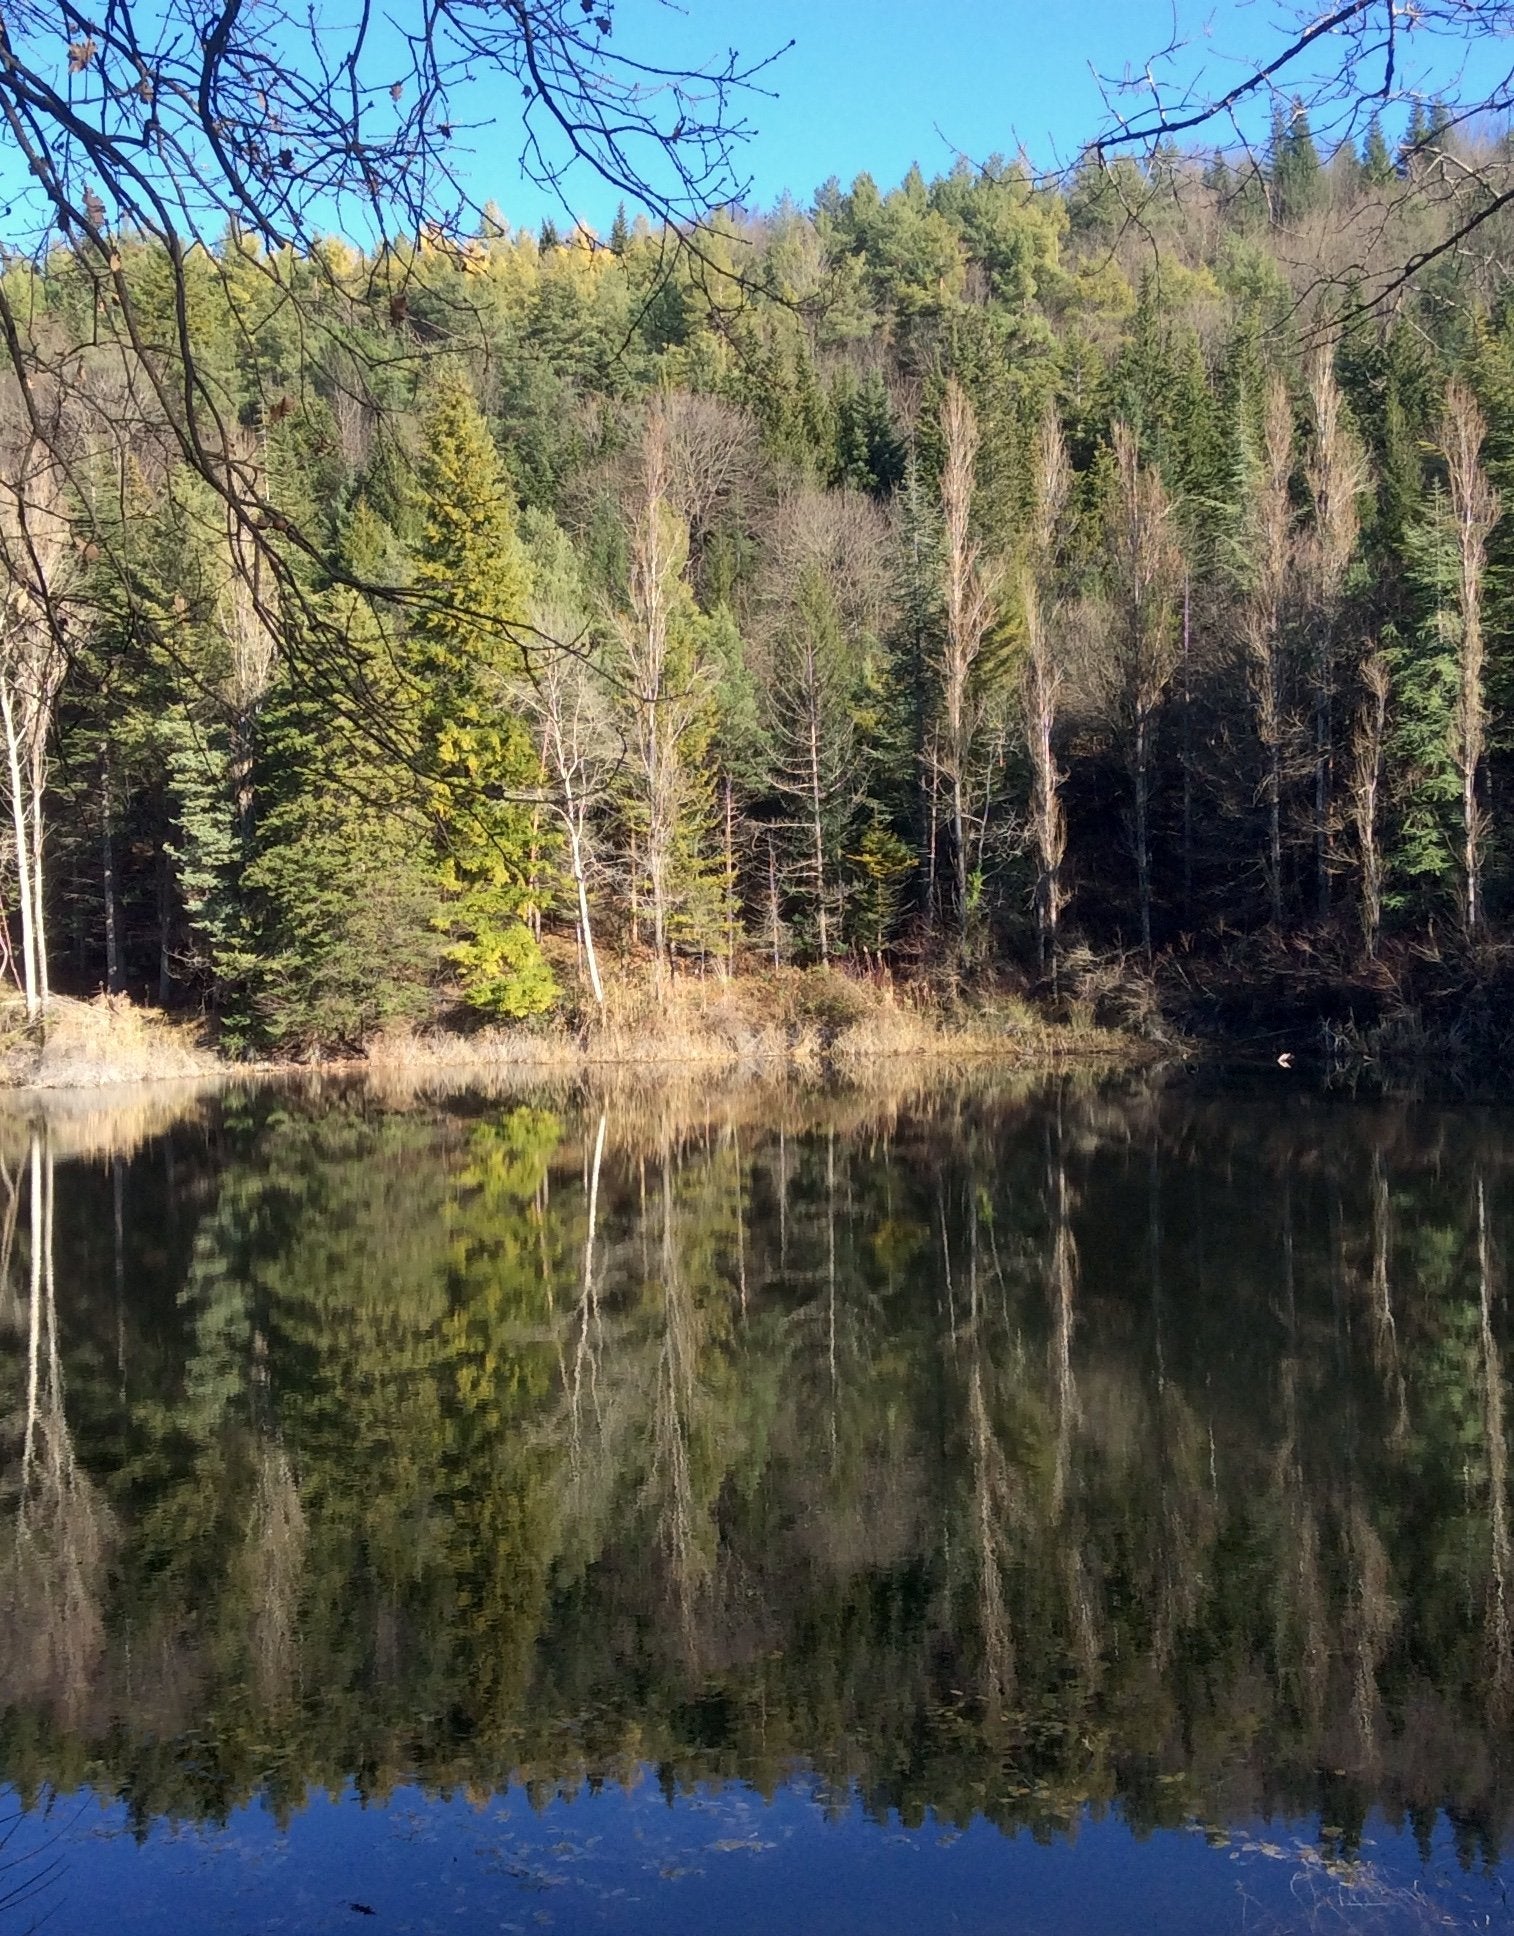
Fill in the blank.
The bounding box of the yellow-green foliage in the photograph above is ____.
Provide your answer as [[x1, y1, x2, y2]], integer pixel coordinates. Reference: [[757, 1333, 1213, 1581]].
[[408, 371, 558, 1019]]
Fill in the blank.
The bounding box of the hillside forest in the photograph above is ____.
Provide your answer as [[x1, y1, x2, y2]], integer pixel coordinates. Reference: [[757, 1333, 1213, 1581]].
[[5, 104, 1514, 1049]]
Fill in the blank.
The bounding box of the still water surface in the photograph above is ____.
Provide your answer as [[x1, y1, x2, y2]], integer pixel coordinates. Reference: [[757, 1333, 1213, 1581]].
[[2, 1071, 1513, 1933]]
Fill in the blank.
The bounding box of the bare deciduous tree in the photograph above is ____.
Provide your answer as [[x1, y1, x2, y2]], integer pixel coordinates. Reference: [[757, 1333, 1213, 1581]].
[[1106, 423, 1184, 957], [1305, 351, 1368, 920], [609, 405, 706, 996], [523, 607, 615, 1011], [761, 487, 896, 648], [660, 392, 763, 587], [1245, 376, 1298, 934], [754, 486, 892, 966], [1021, 404, 1072, 986], [936, 380, 1003, 943], [1441, 379, 1499, 940], [0, 448, 77, 1019], [1349, 649, 1390, 959]]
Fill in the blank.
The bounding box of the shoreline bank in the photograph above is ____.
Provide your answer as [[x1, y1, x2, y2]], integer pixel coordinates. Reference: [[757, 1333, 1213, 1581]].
[[0, 975, 1157, 1093]]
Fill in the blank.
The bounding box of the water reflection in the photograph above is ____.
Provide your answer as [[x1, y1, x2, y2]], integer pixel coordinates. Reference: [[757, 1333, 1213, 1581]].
[[0, 1072, 1512, 1882]]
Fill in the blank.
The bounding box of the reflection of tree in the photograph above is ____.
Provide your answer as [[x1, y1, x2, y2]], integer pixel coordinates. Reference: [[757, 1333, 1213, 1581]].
[[566, 1110, 607, 1471], [3, 1130, 114, 1729], [2, 1077, 1514, 1859], [1343, 1493, 1395, 1769], [965, 1335, 1017, 1717], [1271, 1180, 1329, 1733], [1048, 1134, 1078, 1520], [1478, 1176, 1513, 1718], [241, 1445, 305, 1712], [1366, 1151, 1408, 1445], [647, 1158, 711, 1640]]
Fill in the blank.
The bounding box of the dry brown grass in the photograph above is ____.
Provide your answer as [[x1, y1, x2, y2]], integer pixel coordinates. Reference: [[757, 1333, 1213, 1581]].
[[365, 967, 1142, 1079], [0, 994, 221, 1090], [0, 969, 1151, 1102]]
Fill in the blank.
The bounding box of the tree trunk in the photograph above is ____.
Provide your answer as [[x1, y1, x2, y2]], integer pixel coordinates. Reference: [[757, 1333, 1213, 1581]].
[[527, 804, 543, 943], [723, 780, 736, 979], [951, 771, 968, 939], [1353, 655, 1388, 960], [1024, 629, 1063, 992], [102, 741, 121, 995], [1135, 709, 1153, 957], [1269, 739, 1283, 931], [925, 744, 940, 934], [29, 746, 47, 1009], [808, 702, 830, 964], [1314, 668, 1331, 922], [767, 834, 781, 969], [564, 804, 604, 1011], [1180, 578, 1193, 927], [1, 681, 38, 1022], [649, 845, 668, 993], [157, 838, 174, 1007]]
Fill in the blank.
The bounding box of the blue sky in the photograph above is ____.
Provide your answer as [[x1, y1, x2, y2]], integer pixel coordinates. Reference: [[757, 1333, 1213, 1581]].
[[481, 0, 1195, 229], [470, 0, 1508, 234]]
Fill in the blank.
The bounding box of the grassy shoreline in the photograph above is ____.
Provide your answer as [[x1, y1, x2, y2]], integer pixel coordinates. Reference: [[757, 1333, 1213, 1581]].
[[0, 971, 1155, 1092]]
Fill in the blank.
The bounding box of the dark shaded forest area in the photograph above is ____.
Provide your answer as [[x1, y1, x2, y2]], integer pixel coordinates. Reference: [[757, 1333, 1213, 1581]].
[[5, 102, 1514, 1053]]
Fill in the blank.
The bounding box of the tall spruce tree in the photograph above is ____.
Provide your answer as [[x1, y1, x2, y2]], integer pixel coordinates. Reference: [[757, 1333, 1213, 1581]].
[[245, 502, 444, 1047], [407, 372, 557, 1019], [1362, 113, 1395, 187]]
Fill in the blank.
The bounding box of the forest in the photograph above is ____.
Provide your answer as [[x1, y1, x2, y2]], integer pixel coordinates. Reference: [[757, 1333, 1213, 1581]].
[[5, 100, 1514, 1051]]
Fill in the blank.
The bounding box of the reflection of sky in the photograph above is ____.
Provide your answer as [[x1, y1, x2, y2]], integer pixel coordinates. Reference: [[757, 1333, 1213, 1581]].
[[2, 1, 1512, 247], [4, 1779, 1506, 1936]]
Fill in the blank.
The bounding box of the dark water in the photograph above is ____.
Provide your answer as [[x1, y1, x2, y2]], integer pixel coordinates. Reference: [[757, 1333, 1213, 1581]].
[[3, 1070, 1514, 1934]]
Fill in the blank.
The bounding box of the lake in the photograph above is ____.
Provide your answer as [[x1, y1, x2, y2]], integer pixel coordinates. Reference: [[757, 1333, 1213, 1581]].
[[1, 1068, 1512, 1934]]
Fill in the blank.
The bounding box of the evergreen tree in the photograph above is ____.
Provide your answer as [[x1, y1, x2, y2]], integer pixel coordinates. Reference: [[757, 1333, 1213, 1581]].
[[245, 505, 443, 1048], [832, 369, 906, 496], [407, 372, 557, 1018], [1400, 101, 1432, 176], [1362, 113, 1395, 187], [767, 565, 859, 962], [1272, 98, 1323, 223]]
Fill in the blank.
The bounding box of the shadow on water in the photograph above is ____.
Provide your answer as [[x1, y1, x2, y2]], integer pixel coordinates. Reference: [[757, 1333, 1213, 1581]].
[[0, 1063, 1512, 1928]]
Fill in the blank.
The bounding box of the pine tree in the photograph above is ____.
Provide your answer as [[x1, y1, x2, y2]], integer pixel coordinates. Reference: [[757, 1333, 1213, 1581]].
[[1390, 482, 1464, 911], [1362, 113, 1395, 187], [1272, 98, 1323, 223], [245, 503, 444, 1048], [1400, 101, 1431, 176], [767, 565, 858, 962], [407, 371, 557, 1018], [832, 370, 906, 496]]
